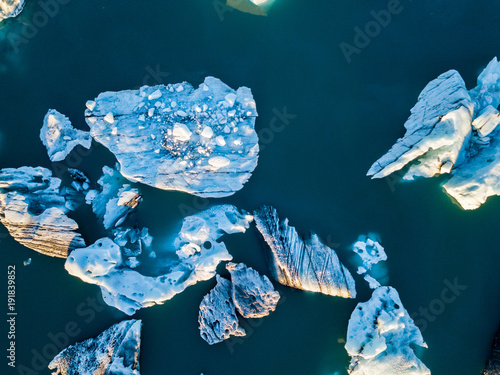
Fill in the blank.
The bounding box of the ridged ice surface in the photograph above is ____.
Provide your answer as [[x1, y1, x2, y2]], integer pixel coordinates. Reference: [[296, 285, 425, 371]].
[[40, 109, 91, 162], [85, 76, 259, 198], [48, 320, 141, 375], [0, 0, 25, 21], [368, 57, 500, 210], [198, 275, 246, 345], [65, 205, 253, 315], [0, 167, 85, 258], [226, 262, 280, 318], [345, 286, 430, 375], [85, 166, 141, 229], [253, 205, 356, 298]]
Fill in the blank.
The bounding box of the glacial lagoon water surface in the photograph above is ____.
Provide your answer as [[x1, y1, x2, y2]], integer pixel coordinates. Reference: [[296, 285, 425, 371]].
[[1, 0, 500, 374]]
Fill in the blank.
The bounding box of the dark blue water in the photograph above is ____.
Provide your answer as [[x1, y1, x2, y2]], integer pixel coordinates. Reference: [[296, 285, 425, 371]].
[[1, 0, 500, 374]]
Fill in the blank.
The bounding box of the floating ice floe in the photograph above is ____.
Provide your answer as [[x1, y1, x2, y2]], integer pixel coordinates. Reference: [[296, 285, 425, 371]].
[[226, 262, 280, 318], [65, 205, 253, 315], [48, 320, 141, 375], [352, 236, 387, 289], [254, 205, 356, 298], [40, 109, 92, 162], [226, 0, 275, 16], [85, 166, 142, 230], [85, 77, 259, 198], [345, 286, 430, 375], [198, 275, 246, 345], [0, 167, 85, 258], [368, 57, 500, 210], [0, 0, 25, 22]]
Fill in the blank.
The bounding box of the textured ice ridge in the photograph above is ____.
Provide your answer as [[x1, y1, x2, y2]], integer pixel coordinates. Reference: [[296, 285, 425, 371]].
[[65, 205, 253, 315], [345, 286, 430, 375], [40, 109, 92, 162], [253, 205, 356, 298], [85, 76, 259, 198], [0, 0, 25, 21], [368, 57, 500, 210], [48, 320, 141, 375], [0, 166, 85, 258]]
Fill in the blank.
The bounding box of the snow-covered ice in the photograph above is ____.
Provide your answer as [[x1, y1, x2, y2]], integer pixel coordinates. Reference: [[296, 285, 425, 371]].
[[254, 205, 356, 298], [85, 77, 259, 198], [40, 109, 91, 162], [0, 0, 25, 21]]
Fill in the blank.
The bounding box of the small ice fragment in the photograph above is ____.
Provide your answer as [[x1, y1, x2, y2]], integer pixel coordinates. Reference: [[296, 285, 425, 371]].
[[23, 258, 32, 266], [171, 101, 177, 108], [176, 85, 184, 92], [111, 127, 118, 135], [225, 93, 237, 106], [176, 110, 187, 117], [215, 136, 226, 146], [86, 101, 96, 111], [209, 156, 231, 169], [104, 113, 114, 124], [200, 127, 214, 138], [148, 108, 155, 117], [173, 123, 192, 142], [148, 89, 162, 100]]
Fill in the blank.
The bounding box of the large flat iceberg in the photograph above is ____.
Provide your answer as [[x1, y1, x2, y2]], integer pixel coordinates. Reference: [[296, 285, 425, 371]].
[[368, 57, 500, 210], [0, 167, 85, 258], [85, 77, 259, 198], [345, 286, 430, 375], [65, 205, 253, 315], [48, 320, 141, 375], [254, 205, 356, 298]]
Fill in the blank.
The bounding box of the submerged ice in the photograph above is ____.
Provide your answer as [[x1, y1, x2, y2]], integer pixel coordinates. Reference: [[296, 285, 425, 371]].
[[85, 77, 259, 198], [65, 205, 253, 315], [254, 205, 356, 298], [368, 57, 500, 210], [345, 286, 430, 375]]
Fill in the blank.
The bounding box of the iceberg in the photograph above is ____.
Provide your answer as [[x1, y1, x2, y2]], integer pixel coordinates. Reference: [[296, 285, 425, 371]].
[[85, 166, 142, 229], [0, 0, 25, 22], [85, 77, 259, 198], [483, 326, 500, 375], [65, 205, 253, 315], [226, 262, 280, 318], [0, 167, 85, 258], [198, 275, 246, 345], [40, 110, 92, 162], [226, 0, 275, 16], [48, 319, 141, 375], [367, 57, 500, 210], [253, 205, 356, 298], [352, 237, 386, 273], [345, 286, 430, 375]]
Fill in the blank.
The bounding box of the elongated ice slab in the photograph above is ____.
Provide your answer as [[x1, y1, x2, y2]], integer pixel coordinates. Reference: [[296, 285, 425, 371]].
[[345, 286, 430, 375], [198, 275, 246, 345], [0, 0, 25, 21], [65, 205, 253, 315], [40, 109, 91, 162], [0, 167, 85, 258], [368, 57, 500, 210], [48, 320, 141, 375], [254, 205, 356, 298], [85, 77, 259, 198]]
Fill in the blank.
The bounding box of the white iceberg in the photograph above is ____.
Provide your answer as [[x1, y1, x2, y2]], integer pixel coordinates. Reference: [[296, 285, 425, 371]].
[[198, 275, 246, 345], [65, 205, 253, 315], [352, 237, 387, 273], [254, 205, 356, 298], [86, 166, 142, 229], [48, 320, 141, 375], [85, 77, 259, 198], [226, 262, 280, 318], [345, 286, 430, 375], [0, 0, 25, 22], [0, 167, 85, 258], [368, 57, 500, 210], [40, 109, 92, 162]]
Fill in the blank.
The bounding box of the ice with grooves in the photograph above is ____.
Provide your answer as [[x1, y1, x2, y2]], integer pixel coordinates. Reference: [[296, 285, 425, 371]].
[[368, 57, 500, 210], [48, 320, 141, 375], [198, 275, 246, 345], [40, 109, 92, 162], [253, 205, 356, 298], [226, 262, 280, 318], [85, 77, 259, 198], [0, 167, 85, 258], [86, 166, 142, 229], [345, 286, 430, 375], [65, 205, 253, 315], [0, 0, 25, 21]]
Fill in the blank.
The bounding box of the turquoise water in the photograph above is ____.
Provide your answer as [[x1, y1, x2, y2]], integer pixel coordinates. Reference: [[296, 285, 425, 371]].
[[1, 0, 500, 374]]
